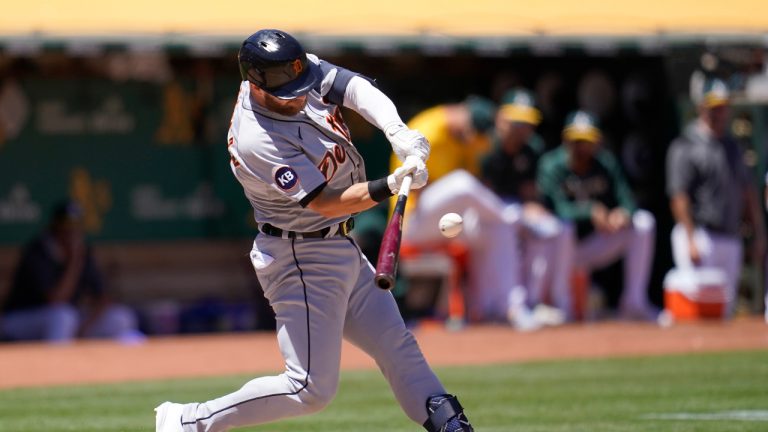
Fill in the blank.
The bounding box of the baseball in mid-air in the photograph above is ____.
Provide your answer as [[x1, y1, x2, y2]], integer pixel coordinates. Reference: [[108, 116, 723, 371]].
[[439, 212, 463, 238]]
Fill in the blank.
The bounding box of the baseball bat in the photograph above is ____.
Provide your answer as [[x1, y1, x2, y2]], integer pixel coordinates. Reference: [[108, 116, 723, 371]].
[[374, 174, 413, 290]]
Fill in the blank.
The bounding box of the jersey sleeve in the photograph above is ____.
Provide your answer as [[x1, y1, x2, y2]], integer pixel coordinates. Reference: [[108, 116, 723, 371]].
[[235, 131, 328, 207], [312, 55, 363, 107]]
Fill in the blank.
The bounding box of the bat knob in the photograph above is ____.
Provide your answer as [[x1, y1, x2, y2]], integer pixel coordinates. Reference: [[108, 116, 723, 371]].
[[374, 273, 395, 290]]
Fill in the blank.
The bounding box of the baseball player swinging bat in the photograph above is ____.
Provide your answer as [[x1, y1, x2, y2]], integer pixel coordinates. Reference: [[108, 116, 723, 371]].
[[375, 174, 413, 290]]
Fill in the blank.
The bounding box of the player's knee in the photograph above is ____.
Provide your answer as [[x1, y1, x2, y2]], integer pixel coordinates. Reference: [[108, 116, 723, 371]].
[[102, 305, 139, 337], [437, 170, 479, 195], [297, 388, 336, 414], [45, 304, 79, 341], [632, 209, 656, 233], [296, 377, 338, 414]]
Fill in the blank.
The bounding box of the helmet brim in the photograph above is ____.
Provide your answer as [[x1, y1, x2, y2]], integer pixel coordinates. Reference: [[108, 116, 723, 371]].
[[267, 61, 322, 100]]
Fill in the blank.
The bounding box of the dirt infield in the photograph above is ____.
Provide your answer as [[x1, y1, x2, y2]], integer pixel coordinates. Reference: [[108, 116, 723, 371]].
[[1, 318, 766, 389]]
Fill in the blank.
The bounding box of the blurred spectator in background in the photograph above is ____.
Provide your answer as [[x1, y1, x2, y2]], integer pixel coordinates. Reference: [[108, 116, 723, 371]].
[[1, 200, 142, 343], [480, 89, 569, 324], [538, 111, 657, 320], [667, 78, 766, 317], [393, 95, 552, 329], [393, 96, 495, 318], [390, 95, 496, 182]]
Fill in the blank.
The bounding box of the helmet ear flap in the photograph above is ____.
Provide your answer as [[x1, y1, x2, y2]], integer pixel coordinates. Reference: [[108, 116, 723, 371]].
[[239, 61, 265, 87]]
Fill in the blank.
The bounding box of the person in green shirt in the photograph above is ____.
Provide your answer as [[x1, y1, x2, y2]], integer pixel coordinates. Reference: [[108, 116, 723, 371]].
[[537, 111, 657, 320], [481, 89, 569, 325]]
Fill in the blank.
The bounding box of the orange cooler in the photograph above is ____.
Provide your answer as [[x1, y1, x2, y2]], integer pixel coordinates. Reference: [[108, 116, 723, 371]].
[[663, 268, 727, 320]]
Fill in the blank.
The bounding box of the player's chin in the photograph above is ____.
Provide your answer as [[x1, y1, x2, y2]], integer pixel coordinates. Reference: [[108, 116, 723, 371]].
[[268, 95, 307, 116]]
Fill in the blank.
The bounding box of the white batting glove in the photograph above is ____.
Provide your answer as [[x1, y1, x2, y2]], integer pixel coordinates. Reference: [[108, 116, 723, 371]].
[[387, 155, 429, 193], [384, 122, 430, 162]]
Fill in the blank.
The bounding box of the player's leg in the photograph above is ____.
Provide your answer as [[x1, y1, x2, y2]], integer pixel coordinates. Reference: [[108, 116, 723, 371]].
[[619, 210, 656, 317], [342, 242, 473, 430], [575, 229, 631, 270], [0, 304, 78, 342], [707, 233, 743, 316], [671, 225, 742, 315], [405, 169, 508, 245], [526, 222, 576, 320], [80, 304, 143, 342], [574, 227, 638, 318], [466, 216, 525, 323], [170, 237, 358, 431], [402, 169, 524, 323]]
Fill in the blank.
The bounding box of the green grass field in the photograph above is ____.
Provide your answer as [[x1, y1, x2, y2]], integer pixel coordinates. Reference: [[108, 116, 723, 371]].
[[1, 350, 767, 431]]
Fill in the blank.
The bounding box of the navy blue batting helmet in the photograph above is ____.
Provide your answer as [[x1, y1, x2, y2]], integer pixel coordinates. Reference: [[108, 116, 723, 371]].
[[238, 29, 321, 99]]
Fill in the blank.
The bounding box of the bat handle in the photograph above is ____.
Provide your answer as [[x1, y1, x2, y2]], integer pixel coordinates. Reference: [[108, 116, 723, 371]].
[[398, 174, 413, 197]]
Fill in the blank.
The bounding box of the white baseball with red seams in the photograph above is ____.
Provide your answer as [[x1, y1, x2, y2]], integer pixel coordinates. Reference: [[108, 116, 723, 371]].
[[438, 212, 463, 238]]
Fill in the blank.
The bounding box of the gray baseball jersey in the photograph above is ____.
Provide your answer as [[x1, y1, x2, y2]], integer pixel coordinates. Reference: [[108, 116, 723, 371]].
[[227, 54, 366, 232], [666, 120, 749, 236], [172, 55, 449, 431]]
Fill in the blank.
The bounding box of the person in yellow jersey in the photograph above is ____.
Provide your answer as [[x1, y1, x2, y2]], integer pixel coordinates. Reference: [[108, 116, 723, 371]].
[[389, 95, 496, 230], [393, 95, 545, 329], [391, 95, 495, 182]]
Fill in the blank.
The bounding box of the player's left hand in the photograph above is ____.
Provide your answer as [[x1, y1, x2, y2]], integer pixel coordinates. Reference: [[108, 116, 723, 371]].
[[406, 155, 429, 190], [387, 155, 428, 193], [607, 208, 630, 232], [385, 122, 430, 162]]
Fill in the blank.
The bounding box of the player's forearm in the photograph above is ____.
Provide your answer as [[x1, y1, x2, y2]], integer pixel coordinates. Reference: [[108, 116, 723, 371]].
[[670, 193, 696, 237], [343, 76, 402, 131], [307, 182, 383, 218]]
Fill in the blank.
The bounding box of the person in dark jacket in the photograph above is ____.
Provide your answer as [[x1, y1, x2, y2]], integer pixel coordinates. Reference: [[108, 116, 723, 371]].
[[1, 200, 141, 343]]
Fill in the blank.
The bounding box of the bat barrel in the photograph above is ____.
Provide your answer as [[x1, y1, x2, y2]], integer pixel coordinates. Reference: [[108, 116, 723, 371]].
[[373, 174, 413, 291], [373, 208, 402, 291]]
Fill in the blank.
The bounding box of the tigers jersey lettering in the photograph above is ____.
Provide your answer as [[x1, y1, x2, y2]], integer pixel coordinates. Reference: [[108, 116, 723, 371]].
[[227, 56, 366, 232]]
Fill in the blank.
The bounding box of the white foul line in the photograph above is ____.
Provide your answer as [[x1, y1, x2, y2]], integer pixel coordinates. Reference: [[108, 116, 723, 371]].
[[642, 410, 768, 421]]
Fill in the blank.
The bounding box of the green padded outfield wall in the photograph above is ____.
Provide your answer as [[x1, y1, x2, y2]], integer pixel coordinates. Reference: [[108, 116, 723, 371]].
[[0, 75, 392, 245]]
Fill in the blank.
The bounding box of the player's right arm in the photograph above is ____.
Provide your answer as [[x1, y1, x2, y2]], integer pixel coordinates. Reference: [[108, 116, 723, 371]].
[[314, 57, 429, 162], [233, 128, 426, 219], [308, 156, 427, 218], [307, 182, 382, 218], [666, 139, 700, 261], [344, 77, 430, 163]]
